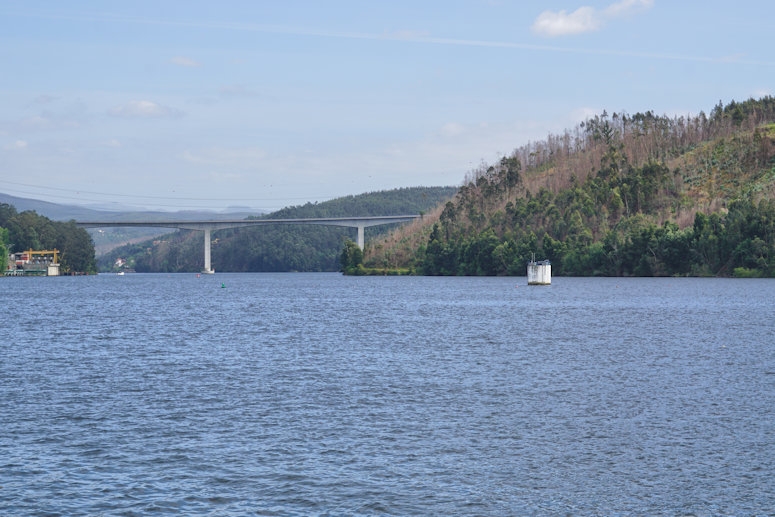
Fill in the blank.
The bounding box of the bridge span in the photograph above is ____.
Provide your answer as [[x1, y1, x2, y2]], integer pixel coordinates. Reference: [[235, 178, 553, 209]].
[[76, 215, 421, 273]]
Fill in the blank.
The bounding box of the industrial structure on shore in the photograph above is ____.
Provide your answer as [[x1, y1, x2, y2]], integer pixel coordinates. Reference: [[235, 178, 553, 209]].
[[5, 249, 60, 276]]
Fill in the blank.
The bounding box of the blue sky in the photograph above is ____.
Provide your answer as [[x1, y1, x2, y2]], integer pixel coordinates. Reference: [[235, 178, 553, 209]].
[[1, 0, 773, 211]]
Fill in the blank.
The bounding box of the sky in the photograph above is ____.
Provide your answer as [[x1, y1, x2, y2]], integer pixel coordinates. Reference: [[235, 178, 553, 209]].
[[1, 0, 773, 212]]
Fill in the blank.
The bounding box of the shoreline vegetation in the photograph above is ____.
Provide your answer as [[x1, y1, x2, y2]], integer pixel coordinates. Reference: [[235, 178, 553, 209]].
[[0, 204, 96, 275], [358, 97, 775, 278], [5, 97, 775, 279]]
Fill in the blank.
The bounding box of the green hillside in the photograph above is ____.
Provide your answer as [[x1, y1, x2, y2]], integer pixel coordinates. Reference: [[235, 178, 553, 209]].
[[99, 187, 456, 273], [364, 97, 775, 277], [0, 203, 96, 274]]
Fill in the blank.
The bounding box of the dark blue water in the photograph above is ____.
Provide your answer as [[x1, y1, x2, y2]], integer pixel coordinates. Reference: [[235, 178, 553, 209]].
[[2, 274, 774, 515]]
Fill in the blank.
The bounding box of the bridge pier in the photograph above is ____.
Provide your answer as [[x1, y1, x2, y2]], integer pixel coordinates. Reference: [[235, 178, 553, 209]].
[[203, 227, 214, 274], [357, 225, 365, 249], [76, 215, 421, 274]]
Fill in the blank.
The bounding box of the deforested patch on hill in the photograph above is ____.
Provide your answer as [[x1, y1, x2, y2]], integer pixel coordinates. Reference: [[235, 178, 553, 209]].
[[364, 97, 775, 277]]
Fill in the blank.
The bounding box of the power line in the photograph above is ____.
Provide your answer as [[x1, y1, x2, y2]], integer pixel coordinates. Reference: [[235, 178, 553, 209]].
[[0, 188, 328, 211], [1, 187, 244, 208], [1, 179, 331, 202]]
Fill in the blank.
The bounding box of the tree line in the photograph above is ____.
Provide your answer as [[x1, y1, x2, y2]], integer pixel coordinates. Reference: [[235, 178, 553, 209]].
[[0, 203, 97, 274], [422, 193, 775, 278], [479, 96, 775, 192], [364, 97, 775, 277]]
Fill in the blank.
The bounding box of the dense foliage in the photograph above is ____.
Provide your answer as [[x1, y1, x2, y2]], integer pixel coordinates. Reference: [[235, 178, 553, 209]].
[[0, 227, 8, 272], [422, 189, 775, 277], [340, 239, 363, 274], [99, 187, 456, 273], [0, 203, 97, 274], [263, 187, 452, 219], [365, 97, 775, 277]]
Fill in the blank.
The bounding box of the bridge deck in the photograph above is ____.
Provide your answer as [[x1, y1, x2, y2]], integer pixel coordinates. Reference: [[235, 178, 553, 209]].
[[76, 215, 422, 273], [76, 215, 420, 229]]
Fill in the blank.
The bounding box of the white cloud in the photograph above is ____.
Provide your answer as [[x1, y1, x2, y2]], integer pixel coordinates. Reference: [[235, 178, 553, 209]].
[[382, 29, 431, 41], [218, 85, 260, 98], [604, 0, 654, 18], [718, 53, 746, 64], [4, 139, 28, 150], [570, 106, 600, 123], [532, 0, 653, 37], [108, 100, 184, 118], [204, 171, 246, 182], [170, 56, 201, 67], [19, 115, 55, 130], [532, 7, 601, 37], [17, 102, 86, 131], [31, 94, 60, 105], [440, 122, 465, 137], [182, 146, 268, 167]]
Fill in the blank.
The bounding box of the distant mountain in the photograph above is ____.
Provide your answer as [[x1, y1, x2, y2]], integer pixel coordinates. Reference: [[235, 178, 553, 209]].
[[0, 193, 107, 221], [0, 192, 266, 222]]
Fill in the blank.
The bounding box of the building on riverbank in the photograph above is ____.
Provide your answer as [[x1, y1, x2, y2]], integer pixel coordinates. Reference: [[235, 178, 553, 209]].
[[5, 249, 60, 276]]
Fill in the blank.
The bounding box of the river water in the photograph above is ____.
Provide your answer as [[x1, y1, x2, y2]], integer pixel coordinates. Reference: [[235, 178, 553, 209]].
[[2, 273, 774, 515]]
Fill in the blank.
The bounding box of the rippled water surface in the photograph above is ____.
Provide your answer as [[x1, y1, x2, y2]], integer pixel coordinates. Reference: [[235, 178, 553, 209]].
[[2, 273, 774, 515]]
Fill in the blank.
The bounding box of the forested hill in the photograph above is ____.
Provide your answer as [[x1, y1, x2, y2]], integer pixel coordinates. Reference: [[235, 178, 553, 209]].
[[99, 186, 457, 273], [364, 97, 775, 277], [0, 203, 96, 274], [261, 186, 454, 219]]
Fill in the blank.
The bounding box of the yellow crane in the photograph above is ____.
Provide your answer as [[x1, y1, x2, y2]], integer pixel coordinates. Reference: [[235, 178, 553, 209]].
[[26, 249, 59, 264]]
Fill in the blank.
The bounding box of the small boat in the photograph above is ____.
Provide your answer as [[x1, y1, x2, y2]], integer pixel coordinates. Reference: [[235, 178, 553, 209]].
[[117, 271, 125, 276]]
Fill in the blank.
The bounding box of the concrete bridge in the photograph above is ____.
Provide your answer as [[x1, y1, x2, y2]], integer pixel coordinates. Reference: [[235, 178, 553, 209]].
[[76, 215, 421, 273]]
